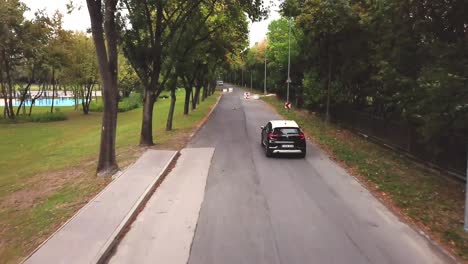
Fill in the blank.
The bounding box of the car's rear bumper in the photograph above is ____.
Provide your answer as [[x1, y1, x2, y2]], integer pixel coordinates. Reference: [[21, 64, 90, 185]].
[[268, 144, 306, 153], [272, 149, 303, 154]]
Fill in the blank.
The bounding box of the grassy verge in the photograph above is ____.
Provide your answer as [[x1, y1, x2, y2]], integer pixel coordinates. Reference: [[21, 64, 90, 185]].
[[0, 90, 219, 263], [262, 95, 467, 261]]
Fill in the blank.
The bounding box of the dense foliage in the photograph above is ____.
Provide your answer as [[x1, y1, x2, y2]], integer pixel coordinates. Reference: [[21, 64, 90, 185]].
[[0, 1, 140, 119], [240, 0, 468, 143]]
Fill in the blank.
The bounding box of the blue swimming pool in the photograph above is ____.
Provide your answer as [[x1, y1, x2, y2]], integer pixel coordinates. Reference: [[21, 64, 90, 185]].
[[13, 98, 82, 107]]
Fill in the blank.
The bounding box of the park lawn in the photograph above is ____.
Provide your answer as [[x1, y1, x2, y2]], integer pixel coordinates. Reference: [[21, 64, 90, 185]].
[[0, 90, 219, 263], [262, 95, 468, 261]]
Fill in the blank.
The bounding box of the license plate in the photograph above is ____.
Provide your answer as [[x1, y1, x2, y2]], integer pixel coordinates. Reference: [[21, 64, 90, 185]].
[[282, 144, 294, 148]]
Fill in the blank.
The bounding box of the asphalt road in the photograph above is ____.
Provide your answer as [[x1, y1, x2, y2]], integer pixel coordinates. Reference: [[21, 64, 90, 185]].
[[187, 85, 455, 264]]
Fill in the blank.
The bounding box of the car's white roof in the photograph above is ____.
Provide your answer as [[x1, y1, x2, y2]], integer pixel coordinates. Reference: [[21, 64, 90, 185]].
[[270, 120, 299, 129]]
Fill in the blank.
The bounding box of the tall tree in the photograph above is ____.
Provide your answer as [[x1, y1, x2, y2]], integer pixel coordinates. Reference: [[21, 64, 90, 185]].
[[0, 0, 27, 119], [63, 33, 99, 114], [122, 0, 266, 145], [86, 0, 119, 176], [47, 11, 70, 113]]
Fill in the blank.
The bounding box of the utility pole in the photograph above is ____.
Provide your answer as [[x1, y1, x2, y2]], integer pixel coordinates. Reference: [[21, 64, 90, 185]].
[[264, 49, 267, 95], [286, 18, 291, 105], [465, 144, 468, 231]]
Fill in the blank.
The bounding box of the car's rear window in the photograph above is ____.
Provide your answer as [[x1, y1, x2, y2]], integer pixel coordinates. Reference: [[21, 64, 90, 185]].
[[274, 127, 300, 135]]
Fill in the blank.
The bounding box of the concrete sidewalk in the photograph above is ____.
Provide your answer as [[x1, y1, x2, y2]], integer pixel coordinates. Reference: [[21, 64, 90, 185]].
[[109, 148, 215, 264], [24, 150, 177, 264]]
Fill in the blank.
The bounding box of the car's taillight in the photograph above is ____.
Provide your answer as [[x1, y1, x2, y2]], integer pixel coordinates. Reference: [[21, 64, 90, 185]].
[[268, 133, 278, 140], [299, 133, 305, 140]]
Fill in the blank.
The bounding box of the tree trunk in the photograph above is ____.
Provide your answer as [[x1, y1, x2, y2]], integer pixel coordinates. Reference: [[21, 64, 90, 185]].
[[194, 85, 202, 109], [16, 84, 31, 116], [139, 1, 164, 145], [28, 102, 34, 116], [81, 83, 94, 115], [87, 0, 119, 176], [202, 84, 207, 101], [140, 89, 155, 145], [166, 85, 176, 131], [209, 83, 215, 96], [50, 68, 56, 113], [195, 85, 202, 105], [191, 88, 195, 110], [29, 82, 44, 116], [22, 100, 26, 115], [184, 87, 191, 115], [3, 53, 15, 119], [0, 67, 10, 118]]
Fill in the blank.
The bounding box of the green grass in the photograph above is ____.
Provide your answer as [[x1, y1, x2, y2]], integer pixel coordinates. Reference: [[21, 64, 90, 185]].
[[262, 95, 468, 260], [0, 90, 219, 263]]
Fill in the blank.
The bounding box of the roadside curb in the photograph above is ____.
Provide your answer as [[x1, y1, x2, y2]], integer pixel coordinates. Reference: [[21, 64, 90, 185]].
[[95, 151, 179, 264], [22, 151, 179, 264], [189, 93, 222, 140]]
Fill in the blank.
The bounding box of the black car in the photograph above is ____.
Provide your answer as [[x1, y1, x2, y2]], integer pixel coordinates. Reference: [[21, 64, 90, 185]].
[[261, 120, 306, 158]]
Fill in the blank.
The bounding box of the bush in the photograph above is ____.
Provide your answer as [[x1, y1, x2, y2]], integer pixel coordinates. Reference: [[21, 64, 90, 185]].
[[89, 93, 142, 113], [118, 93, 142, 112], [0, 111, 67, 124], [29, 111, 68, 122], [89, 101, 104, 112]]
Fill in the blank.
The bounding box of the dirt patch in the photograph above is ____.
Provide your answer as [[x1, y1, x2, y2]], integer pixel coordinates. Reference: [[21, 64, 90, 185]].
[[0, 167, 86, 209]]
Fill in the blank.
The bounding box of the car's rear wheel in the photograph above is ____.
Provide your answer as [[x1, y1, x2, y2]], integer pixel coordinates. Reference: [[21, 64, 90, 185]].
[[298, 150, 306, 158], [265, 144, 273, 157]]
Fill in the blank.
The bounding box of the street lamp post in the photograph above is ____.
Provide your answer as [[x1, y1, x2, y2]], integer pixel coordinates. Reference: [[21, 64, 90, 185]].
[[464, 144, 468, 231], [264, 50, 267, 95], [287, 18, 292, 105]]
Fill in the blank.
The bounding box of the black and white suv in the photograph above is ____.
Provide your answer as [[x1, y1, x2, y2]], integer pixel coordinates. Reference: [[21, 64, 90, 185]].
[[261, 120, 306, 158]]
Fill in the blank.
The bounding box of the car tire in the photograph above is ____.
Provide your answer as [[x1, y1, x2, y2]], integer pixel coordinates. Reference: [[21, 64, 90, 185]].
[[298, 150, 306, 158], [265, 144, 272, 157]]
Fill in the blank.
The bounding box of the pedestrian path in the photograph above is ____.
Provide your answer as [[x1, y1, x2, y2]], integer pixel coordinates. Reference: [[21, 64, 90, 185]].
[[24, 150, 177, 264], [109, 148, 215, 264]]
